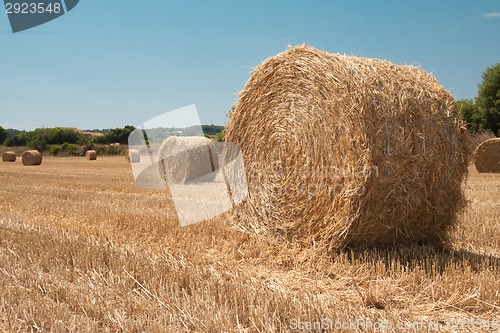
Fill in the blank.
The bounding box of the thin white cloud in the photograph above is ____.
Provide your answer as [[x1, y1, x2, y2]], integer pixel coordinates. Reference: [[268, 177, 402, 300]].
[[483, 12, 500, 18]]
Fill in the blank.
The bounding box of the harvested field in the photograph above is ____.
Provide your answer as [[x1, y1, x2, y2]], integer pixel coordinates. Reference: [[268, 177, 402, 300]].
[[0, 157, 498, 332]]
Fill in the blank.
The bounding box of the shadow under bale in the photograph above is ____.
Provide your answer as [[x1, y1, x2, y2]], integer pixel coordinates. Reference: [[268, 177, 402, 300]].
[[342, 245, 500, 275]]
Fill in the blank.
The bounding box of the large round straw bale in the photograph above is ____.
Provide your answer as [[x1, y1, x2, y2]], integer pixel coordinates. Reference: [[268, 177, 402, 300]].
[[22, 150, 42, 166], [225, 45, 471, 251], [85, 150, 97, 160], [473, 138, 500, 173], [2, 151, 16, 162], [125, 149, 141, 163], [157, 136, 217, 184]]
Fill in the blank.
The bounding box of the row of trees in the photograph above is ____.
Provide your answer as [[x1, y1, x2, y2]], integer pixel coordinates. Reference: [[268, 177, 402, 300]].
[[457, 63, 500, 136], [0, 127, 8, 145], [0, 125, 227, 152], [0, 126, 137, 151]]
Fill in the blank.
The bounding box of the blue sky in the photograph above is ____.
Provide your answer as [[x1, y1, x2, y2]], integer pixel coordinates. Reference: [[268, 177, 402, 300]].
[[0, 1, 499, 130]]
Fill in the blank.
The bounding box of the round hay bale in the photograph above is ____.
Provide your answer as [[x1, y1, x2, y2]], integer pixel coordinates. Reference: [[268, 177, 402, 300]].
[[85, 150, 97, 160], [22, 150, 42, 166], [125, 149, 141, 163], [225, 45, 471, 251], [473, 138, 500, 173], [2, 151, 16, 162], [157, 136, 217, 184]]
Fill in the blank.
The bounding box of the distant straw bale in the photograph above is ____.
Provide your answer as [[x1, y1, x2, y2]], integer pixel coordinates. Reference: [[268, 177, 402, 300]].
[[473, 138, 500, 173], [125, 149, 141, 163], [22, 150, 42, 166], [225, 45, 471, 251], [157, 136, 216, 184], [85, 150, 97, 160], [2, 151, 16, 162]]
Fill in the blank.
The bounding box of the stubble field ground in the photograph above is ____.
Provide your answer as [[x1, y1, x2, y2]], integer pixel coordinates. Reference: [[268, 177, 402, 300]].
[[0, 156, 498, 332]]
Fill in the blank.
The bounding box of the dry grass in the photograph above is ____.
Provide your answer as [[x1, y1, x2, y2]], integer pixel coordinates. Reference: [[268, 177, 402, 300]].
[[0, 157, 498, 332], [0, 146, 29, 157]]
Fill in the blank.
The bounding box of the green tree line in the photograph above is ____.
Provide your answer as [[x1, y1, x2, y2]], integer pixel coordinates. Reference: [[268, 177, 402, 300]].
[[457, 62, 500, 136], [0, 125, 226, 151], [0, 126, 137, 151]]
